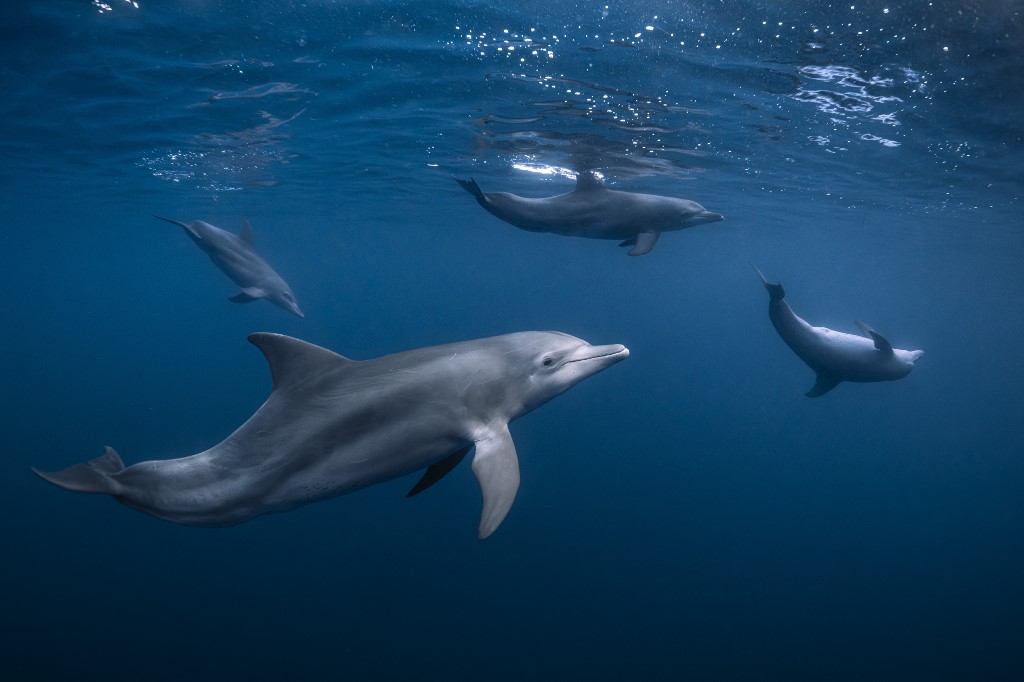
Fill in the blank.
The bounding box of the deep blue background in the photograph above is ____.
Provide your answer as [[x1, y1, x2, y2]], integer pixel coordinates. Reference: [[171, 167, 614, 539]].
[[2, 1, 1022, 680]]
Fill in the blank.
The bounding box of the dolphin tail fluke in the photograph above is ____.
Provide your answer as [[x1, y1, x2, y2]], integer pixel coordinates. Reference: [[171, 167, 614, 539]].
[[154, 215, 203, 242], [453, 176, 487, 205], [153, 215, 189, 229], [751, 264, 785, 302], [32, 446, 124, 495]]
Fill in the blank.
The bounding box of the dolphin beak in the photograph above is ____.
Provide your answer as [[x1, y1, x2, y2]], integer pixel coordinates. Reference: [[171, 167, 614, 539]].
[[281, 300, 305, 318], [681, 210, 723, 228], [566, 343, 629, 372]]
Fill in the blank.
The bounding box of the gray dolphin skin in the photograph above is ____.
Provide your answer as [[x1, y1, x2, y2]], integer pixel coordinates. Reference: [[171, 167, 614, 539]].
[[155, 215, 304, 317], [455, 172, 723, 256], [32, 331, 628, 538], [754, 266, 923, 397]]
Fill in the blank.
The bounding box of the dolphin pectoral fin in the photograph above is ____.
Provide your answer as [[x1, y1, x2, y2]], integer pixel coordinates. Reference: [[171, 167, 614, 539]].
[[806, 374, 841, 398], [627, 231, 660, 256], [32, 446, 124, 494], [406, 446, 472, 498], [239, 219, 254, 246], [470, 424, 520, 539], [855, 321, 894, 355], [229, 287, 268, 303]]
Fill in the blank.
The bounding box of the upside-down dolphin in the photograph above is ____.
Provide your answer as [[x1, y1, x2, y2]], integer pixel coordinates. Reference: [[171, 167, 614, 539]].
[[455, 172, 723, 256], [33, 331, 628, 538], [155, 215, 304, 317], [754, 266, 923, 397]]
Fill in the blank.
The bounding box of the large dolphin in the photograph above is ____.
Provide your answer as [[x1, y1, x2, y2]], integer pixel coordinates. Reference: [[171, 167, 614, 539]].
[[33, 331, 628, 538], [754, 266, 923, 397], [455, 172, 723, 256], [155, 215, 304, 317]]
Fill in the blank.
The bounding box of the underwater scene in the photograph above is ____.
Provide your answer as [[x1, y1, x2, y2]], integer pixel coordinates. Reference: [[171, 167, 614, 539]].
[[2, 1, 1022, 679]]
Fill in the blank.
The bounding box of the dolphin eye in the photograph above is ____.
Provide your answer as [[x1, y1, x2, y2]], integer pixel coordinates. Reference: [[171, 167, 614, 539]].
[[542, 357, 554, 367]]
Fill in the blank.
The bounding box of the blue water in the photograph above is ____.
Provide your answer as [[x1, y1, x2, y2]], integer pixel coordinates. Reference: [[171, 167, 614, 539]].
[[2, 1, 1022, 679]]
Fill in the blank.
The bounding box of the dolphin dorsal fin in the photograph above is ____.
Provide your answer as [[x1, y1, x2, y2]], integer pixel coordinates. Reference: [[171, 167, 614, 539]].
[[573, 170, 605, 193], [239, 219, 254, 246], [248, 333, 354, 391], [855, 321, 894, 355]]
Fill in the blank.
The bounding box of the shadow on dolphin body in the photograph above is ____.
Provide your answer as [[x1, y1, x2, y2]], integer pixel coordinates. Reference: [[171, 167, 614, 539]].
[[753, 265, 924, 397], [155, 215, 304, 317], [32, 331, 628, 538], [455, 171, 722, 256]]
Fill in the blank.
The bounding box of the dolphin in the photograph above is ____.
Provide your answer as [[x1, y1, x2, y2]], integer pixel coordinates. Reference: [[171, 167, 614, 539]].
[[455, 172, 723, 256], [155, 215, 304, 317], [32, 331, 628, 538], [754, 266, 923, 397]]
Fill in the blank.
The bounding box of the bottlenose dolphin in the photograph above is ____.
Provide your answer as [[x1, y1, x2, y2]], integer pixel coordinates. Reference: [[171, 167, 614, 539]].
[[155, 215, 304, 317], [455, 172, 723, 256], [754, 266, 923, 397], [33, 331, 628, 538]]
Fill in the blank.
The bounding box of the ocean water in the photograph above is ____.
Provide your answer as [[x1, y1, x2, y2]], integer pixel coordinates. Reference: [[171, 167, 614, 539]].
[[2, 1, 1022, 679]]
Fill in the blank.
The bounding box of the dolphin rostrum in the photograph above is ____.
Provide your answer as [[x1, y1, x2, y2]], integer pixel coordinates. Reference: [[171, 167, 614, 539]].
[[33, 331, 628, 538], [455, 171, 723, 256], [155, 215, 304, 317], [754, 266, 923, 397]]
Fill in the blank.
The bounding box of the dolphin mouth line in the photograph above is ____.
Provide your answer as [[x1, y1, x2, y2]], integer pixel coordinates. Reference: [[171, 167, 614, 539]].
[[564, 347, 628, 365]]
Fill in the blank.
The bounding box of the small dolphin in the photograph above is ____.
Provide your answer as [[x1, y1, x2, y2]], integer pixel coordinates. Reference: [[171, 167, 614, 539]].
[[32, 331, 628, 538], [155, 215, 304, 317], [455, 172, 723, 256], [754, 266, 923, 397]]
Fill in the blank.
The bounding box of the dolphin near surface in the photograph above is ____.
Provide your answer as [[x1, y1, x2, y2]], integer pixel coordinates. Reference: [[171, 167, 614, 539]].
[[455, 172, 723, 256], [754, 266, 924, 397], [155, 215, 304, 317], [33, 331, 628, 538]]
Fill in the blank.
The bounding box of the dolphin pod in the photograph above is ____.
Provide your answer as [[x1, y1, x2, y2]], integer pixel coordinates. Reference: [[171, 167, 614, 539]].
[[34, 173, 924, 536], [155, 215, 304, 317], [33, 331, 628, 538], [455, 171, 723, 255], [753, 266, 924, 397]]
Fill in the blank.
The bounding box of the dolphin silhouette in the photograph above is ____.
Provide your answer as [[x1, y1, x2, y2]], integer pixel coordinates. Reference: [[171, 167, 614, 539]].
[[455, 171, 723, 255], [33, 331, 628, 538], [155, 215, 304, 317], [754, 266, 923, 397]]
